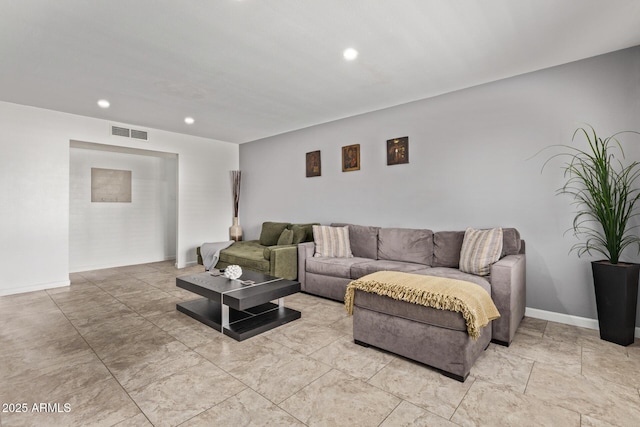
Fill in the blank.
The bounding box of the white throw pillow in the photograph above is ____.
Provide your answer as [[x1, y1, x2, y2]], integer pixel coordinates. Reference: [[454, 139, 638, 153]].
[[313, 225, 353, 258], [459, 227, 503, 276]]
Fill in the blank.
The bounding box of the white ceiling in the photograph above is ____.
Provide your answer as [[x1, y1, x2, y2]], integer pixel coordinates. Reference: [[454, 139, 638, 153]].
[[1, 1, 639, 144]]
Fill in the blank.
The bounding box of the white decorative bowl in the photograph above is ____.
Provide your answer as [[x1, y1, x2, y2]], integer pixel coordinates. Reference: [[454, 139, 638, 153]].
[[224, 265, 242, 280]]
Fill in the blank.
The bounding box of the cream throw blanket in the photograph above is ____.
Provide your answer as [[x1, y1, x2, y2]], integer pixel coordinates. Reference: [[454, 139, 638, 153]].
[[344, 271, 500, 340]]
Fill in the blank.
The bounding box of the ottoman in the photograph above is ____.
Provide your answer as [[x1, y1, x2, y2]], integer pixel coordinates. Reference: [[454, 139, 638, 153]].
[[352, 290, 491, 381]]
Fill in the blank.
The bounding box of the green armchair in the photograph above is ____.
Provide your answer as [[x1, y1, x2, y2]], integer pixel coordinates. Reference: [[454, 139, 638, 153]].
[[197, 221, 316, 280]]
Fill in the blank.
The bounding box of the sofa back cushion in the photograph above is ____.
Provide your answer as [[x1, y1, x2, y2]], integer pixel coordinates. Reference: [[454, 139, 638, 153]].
[[313, 225, 353, 258], [502, 228, 522, 256], [331, 223, 379, 259], [433, 231, 465, 267], [259, 221, 290, 246], [378, 228, 433, 266], [290, 223, 318, 244], [433, 227, 522, 267]]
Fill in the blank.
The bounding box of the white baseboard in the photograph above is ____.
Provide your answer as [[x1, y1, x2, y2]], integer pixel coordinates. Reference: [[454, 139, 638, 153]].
[[0, 280, 70, 297], [525, 307, 640, 338], [175, 260, 198, 268]]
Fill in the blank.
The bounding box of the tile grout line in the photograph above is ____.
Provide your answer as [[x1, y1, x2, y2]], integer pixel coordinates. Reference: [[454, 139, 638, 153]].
[[375, 399, 403, 427], [448, 375, 476, 422], [188, 339, 312, 426], [45, 281, 156, 427], [173, 387, 249, 427], [523, 360, 534, 395], [275, 368, 336, 425]]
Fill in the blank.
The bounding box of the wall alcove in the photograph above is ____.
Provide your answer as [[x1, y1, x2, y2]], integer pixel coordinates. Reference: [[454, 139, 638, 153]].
[[69, 140, 178, 272]]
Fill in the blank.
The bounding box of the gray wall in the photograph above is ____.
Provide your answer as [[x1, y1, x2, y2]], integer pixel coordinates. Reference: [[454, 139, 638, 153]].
[[239, 46, 640, 325]]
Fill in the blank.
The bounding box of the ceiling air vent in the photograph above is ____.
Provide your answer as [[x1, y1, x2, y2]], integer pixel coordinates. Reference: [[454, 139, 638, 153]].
[[110, 125, 149, 141], [111, 126, 130, 138], [130, 129, 148, 141]]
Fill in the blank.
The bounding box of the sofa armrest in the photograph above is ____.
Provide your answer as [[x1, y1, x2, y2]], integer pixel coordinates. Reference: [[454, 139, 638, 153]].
[[490, 253, 526, 346], [263, 243, 296, 261], [268, 245, 298, 281], [297, 242, 315, 290]]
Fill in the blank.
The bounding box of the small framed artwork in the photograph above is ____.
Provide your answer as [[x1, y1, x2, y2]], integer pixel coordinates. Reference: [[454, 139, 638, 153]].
[[342, 144, 360, 172], [387, 136, 409, 165], [306, 150, 321, 177]]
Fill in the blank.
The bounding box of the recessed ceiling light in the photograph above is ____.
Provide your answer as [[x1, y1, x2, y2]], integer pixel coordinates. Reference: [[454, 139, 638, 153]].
[[343, 48, 358, 61], [184, 117, 195, 125], [97, 99, 110, 108]]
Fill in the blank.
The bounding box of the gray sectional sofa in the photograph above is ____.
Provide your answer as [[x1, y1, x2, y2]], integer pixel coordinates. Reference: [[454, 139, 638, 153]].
[[297, 223, 526, 381]]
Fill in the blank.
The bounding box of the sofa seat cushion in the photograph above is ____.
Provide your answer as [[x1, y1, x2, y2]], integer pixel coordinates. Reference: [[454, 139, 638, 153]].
[[218, 241, 269, 272], [413, 267, 491, 294], [354, 290, 467, 332], [350, 260, 427, 278], [306, 257, 372, 279]]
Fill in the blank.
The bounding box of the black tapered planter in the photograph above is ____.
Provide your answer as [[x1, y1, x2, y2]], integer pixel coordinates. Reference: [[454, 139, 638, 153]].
[[591, 261, 639, 346]]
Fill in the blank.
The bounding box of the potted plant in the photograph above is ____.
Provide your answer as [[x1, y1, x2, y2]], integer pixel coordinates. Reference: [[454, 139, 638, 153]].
[[543, 125, 640, 346]]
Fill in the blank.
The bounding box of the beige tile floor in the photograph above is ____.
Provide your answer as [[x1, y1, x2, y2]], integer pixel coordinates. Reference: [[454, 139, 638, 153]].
[[1, 261, 639, 426]]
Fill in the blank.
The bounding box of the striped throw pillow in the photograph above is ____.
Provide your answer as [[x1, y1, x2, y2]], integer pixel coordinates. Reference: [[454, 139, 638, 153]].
[[459, 227, 503, 276], [313, 225, 353, 258]]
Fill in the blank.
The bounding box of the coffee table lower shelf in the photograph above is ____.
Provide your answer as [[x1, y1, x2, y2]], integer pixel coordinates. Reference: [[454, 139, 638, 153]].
[[176, 297, 301, 341]]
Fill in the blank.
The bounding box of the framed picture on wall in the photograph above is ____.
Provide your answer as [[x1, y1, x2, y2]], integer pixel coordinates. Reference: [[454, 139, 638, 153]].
[[91, 168, 132, 202], [342, 144, 360, 172], [306, 150, 321, 177], [387, 136, 409, 165]]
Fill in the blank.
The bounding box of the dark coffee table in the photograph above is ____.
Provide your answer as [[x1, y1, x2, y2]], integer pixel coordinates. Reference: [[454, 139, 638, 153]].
[[176, 269, 301, 341]]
